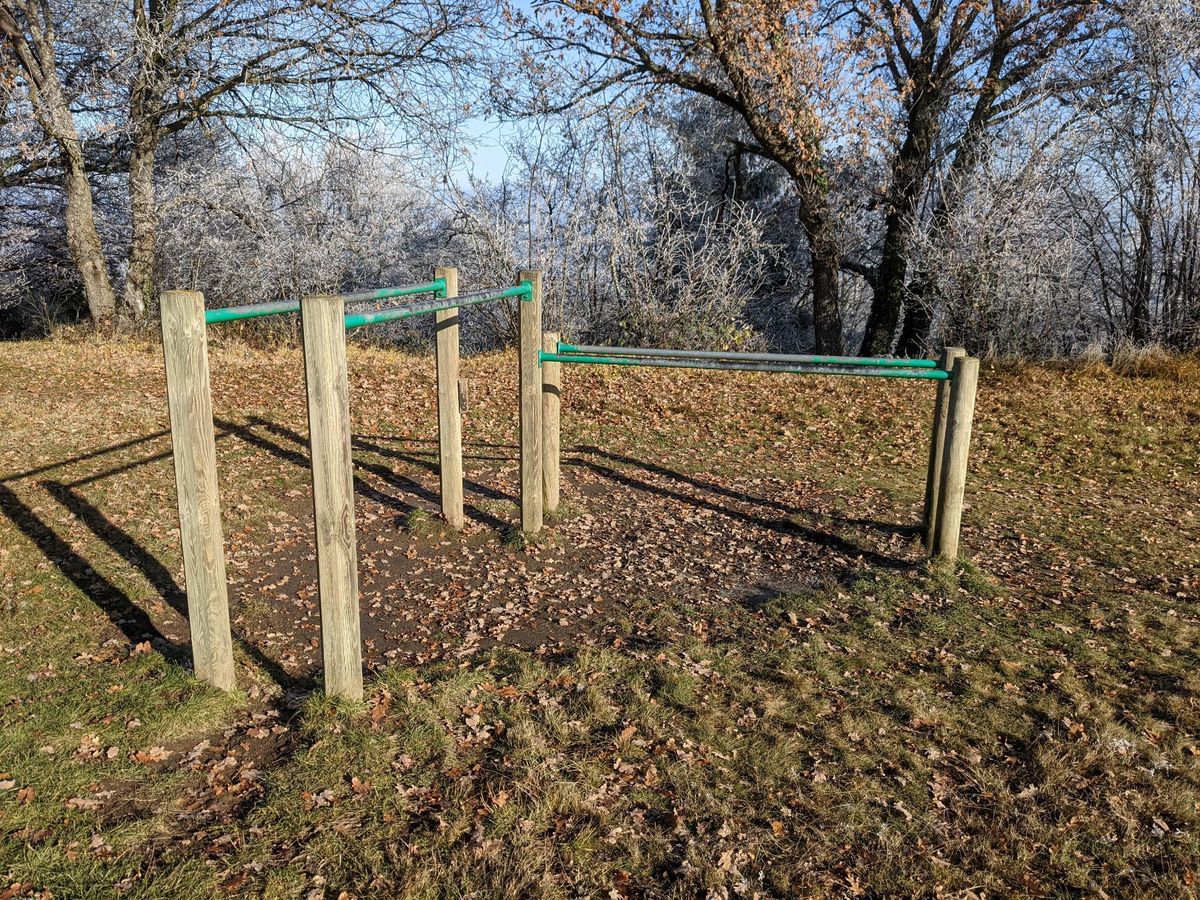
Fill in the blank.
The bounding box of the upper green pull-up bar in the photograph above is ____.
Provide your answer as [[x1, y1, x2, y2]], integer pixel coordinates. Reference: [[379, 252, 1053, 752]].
[[202, 280, 533, 329], [342, 282, 532, 331], [204, 279, 448, 325]]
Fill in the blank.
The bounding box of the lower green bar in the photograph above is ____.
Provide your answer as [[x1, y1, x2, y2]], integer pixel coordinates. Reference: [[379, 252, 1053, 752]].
[[556, 342, 939, 369], [539, 351, 949, 380]]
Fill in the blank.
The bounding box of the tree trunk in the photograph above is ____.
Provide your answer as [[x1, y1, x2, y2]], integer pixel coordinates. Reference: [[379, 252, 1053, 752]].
[[123, 138, 158, 319], [896, 277, 933, 356], [860, 219, 906, 356], [861, 100, 938, 357], [61, 143, 116, 322], [798, 197, 844, 354], [810, 244, 844, 355], [1129, 206, 1153, 344]]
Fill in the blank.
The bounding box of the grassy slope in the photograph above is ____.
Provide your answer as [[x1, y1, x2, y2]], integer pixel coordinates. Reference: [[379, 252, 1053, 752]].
[[0, 337, 1197, 898]]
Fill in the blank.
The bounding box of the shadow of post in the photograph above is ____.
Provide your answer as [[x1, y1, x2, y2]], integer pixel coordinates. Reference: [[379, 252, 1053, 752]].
[[40, 481, 306, 690], [0, 482, 189, 664], [567, 455, 914, 570]]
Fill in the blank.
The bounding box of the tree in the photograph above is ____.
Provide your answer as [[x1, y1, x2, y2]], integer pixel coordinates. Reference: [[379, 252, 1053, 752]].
[[0, 1, 117, 321], [510, 0, 879, 353], [846, 0, 1111, 356], [1, 0, 478, 322]]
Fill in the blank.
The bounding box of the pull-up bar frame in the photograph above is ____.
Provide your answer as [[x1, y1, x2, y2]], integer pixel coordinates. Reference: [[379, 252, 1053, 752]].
[[163, 271, 537, 698]]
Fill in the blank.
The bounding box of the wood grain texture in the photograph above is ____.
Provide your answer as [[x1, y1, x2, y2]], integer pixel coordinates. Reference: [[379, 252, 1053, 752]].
[[160, 290, 236, 690], [434, 267, 463, 529], [933, 356, 980, 560], [922, 346, 966, 550], [541, 331, 561, 514], [518, 270, 544, 534], [300, 294, 363, 700]]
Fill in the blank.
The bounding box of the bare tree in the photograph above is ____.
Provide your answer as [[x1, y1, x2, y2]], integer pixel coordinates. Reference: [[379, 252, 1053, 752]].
[[1, 0, 479, 322], [506, 0, 884, 353], [843, 0, 1112, 356], [0, 0, 116, 320]]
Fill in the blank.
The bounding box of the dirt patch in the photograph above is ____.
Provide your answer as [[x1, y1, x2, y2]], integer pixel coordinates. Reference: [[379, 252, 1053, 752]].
[[227, 434, 925, 678]]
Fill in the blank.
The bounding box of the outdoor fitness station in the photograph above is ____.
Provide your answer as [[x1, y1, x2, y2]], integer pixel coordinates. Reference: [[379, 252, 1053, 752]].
[[159, 271, 979, 701]]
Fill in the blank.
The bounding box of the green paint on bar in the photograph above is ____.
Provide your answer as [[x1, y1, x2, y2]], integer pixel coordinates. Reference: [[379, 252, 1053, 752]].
[[203, 279, 446, 325], [539, 351, 949, 380], [555, 342, 939, 369], [343, 282, 533, 331]]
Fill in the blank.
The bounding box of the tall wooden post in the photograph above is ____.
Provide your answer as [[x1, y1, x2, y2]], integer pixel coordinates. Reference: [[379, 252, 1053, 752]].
[[542, 331, 561, 515], [300, 295, 363, 700], [933, 356, 980, 561], [922, 346, 967, 550], [518, 270, 543, 535], [160, 290, 236, 691], [434, 267, 464, 529]]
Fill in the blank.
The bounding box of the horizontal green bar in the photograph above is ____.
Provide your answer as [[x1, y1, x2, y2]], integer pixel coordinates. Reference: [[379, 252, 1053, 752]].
[[539, 351, 948, 380], [343, 282, 531, 331], [556, 342, 939, 369], [203, 279, 446, 325], [342, 279, 446, 304], [204, 300, 300, 324]]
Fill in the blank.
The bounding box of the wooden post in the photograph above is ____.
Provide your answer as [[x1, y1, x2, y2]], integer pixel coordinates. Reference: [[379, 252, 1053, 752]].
[[518, 270, 543, 535], [300, 294, 363, 700], [932, 356, 980, 560], [922, 346, 967, 550], [434, 267, 463, 529], [160, 290, 236, 691], [542, 331, 561, 515]]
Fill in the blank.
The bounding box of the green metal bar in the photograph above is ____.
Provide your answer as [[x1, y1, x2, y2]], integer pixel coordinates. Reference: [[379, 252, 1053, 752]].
[[204, 299, 301, 324], [343, 282, 532, 331], [341, 278, 446, 304], [203, 279, 446, 325], [556, 342, 939, 369], [539, 351, 949, 380]]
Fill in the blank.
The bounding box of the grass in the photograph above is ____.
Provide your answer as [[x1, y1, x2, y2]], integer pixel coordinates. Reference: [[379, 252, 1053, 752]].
[[0, 338, 1198, 897]]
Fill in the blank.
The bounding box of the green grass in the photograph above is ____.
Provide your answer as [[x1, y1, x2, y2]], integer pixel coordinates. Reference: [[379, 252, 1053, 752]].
[[1, 339, 1198, 896]]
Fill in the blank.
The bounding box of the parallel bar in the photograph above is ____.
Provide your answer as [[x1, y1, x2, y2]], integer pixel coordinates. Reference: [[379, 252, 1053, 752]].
[[541, 352, 948, 380], [343, 282, 532, 331], [205, 299, 302, 324], [205, 279, 445, 325], [557, 342, 939, 370], [340, 279, 446, 304]]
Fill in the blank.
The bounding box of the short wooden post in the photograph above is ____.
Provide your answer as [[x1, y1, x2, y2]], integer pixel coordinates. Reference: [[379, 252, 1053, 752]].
[[933, 356, 980, 560], [542, 331, 561, 515], [300, 294, 363, 700], [160, 290, 237, 691], [518, 270, 543, 534], [922, 346, 967, 550], [434, 267, 464, 529]]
